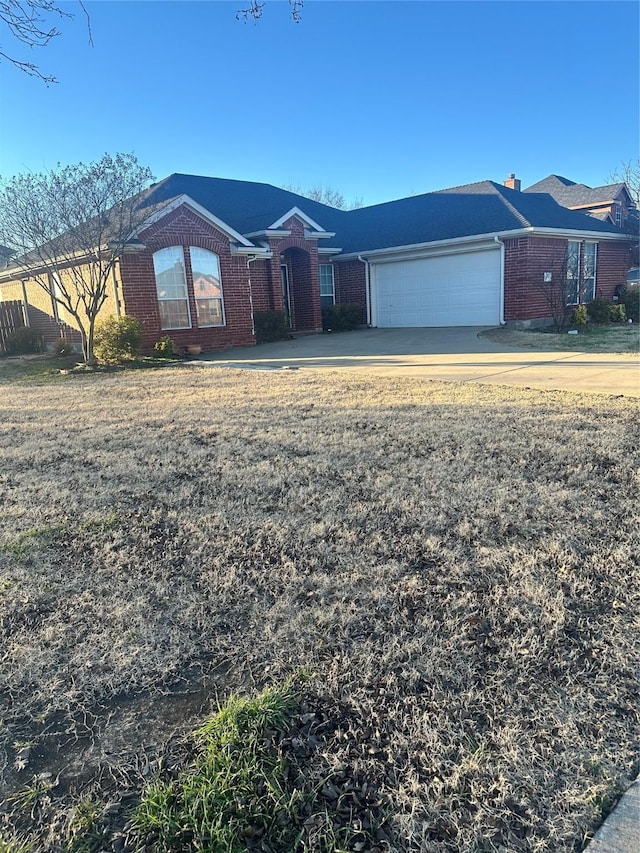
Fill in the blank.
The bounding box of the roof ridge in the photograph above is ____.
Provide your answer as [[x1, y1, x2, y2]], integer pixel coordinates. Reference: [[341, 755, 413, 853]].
[[490, 182, 531, 228]]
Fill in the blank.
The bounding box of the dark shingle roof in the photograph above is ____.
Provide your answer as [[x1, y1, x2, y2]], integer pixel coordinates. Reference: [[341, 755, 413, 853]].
[[138, 175, 624, 257], [139, 174, 347, 237], [524, 174, 628, 208], [329, 180, 623, 254]]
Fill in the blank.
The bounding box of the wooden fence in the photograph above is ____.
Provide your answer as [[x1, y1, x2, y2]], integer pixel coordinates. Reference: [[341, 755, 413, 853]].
[[0, 300, 26, 352]]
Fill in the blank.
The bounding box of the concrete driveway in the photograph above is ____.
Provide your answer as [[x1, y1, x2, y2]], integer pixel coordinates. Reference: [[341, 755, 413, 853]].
[[198, 327, 640, 397]]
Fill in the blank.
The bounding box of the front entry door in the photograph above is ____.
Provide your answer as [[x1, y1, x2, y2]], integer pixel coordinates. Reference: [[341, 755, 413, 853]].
[[281, 263, 292, 327]]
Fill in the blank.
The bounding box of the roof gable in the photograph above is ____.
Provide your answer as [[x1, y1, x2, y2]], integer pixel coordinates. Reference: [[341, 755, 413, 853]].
[[524, 175, 631, 208], [135, 194, 255, 246], [138, 174, 346, 238]]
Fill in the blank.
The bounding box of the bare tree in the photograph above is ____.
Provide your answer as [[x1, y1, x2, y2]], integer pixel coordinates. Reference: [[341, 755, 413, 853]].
[[608, 159, 640, 207], [284, 183, 363, 210], [0, 153, 154, 363], [237, 0, 303, 23], [0, 0, 91, 82], [532, 246, 584, 333]]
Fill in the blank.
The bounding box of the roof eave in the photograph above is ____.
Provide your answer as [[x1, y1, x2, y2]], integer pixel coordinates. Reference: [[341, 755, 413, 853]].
[[335, 225, 631, 261]]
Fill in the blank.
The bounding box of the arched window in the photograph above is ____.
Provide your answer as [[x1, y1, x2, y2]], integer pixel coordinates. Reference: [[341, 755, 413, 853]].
[[153, 247, 191, 329], [190, 247, 225, 327]]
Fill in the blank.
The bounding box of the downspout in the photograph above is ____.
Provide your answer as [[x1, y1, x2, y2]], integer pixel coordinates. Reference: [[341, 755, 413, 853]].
[[494, 236, 506, 325], [357, 255, 371, 326], [20, 281, 31, 327], [111, 267, 121, 318], [245, 255, 260, 337]]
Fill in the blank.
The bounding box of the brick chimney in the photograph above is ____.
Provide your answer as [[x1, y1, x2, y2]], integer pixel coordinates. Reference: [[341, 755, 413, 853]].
[[504, 173, 521, 191]]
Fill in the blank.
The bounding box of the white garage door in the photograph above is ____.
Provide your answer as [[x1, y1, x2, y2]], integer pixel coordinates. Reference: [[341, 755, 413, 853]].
[[373, 248, 501, 327]]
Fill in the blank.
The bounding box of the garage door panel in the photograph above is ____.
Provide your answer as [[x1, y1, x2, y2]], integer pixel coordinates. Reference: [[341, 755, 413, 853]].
[[374, 250, 501, 327]]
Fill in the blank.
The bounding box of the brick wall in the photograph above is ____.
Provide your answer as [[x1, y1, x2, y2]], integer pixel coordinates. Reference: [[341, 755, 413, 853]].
[[595, 241, 633, 296], [504, 236, 633, 323], [334, 259, 367, 323], [121, 206, 255, 353]]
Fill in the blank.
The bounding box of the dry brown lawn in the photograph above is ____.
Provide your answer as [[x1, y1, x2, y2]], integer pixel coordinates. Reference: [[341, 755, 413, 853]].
[[0, 365, 638, 851]]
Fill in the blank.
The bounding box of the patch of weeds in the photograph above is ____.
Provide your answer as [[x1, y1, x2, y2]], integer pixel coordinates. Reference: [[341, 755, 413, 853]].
[[0, 833, 34, 853], [132, 683, 387, 852], [64, 797, 103, 853], [4, 526, 65, 559], [8, 776, 54, 821], [78, 513, 120, 534]]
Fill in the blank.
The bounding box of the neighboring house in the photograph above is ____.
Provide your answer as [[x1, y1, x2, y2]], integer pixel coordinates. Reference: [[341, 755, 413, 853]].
[[524, 174, 637, 228], [0, 172, 636, 350]]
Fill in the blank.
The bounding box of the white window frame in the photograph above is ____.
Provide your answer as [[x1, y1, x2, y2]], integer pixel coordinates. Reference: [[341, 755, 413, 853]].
[[566, 241, 581, 306], [319, 264, 335, 307], [153, 246, 192, 331], [583, 242, 597, 303], [189, 247, 226, 328]]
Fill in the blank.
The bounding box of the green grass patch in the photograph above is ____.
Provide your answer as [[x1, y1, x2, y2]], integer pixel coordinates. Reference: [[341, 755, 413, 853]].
[[133, 684, 374, 853], [481, 324, 639, 353], [133, 685, 301, 852]]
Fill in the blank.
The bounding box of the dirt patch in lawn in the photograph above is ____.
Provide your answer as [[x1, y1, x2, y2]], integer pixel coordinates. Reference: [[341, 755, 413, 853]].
[[481, 325, 640, 353], [0, 367, 638, 851]]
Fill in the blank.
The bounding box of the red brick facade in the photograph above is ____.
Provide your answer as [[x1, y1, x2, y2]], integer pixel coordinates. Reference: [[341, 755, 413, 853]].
[[120, 207, 256, 353], [503, 236, 631, 323], [334, 259, 368, 324], [116, 208, 329, 352]]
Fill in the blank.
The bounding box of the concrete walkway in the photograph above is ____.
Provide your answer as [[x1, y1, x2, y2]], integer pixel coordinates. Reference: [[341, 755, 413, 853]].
[[197, 327, 640, 397], [586, 780, 639, 852]]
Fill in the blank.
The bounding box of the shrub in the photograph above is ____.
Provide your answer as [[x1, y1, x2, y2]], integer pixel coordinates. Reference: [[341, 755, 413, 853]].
[[52, 337, 75, 356], [586, 297, 616, 325], [571, 305, 588, 327], [321, 303, 363, 332], [609, 304, 626, 324], [254, 310, 289, 343], [3, 327, 41, 355], [620, 285, 639, 323], [93, 315, 144, 363], [153, 336, 176, 358]]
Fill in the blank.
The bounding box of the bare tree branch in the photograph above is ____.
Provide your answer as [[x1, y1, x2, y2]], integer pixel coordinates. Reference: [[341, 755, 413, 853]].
[[0, 0, 91, 82], [284, 183, 362, 210], [609, 159, 640, 208], [236, 0, 303, 24]]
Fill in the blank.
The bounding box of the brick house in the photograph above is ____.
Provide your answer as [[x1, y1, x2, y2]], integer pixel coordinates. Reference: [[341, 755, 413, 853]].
[[0, 172, 636, 351]]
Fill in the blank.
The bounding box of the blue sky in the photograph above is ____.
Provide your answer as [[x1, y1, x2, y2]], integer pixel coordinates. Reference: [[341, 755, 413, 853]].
[[0, 1, 638, 206]]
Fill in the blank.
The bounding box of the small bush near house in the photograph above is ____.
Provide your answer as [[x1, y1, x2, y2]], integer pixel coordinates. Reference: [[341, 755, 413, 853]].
[[321, 303, 363, 332], [587, 296, 614, 326], [2, 327, 41, 356], [254, 310, 289, 343], [153, 336, 176, 358], [619, 285, 639, 323], [609, 303, 627, 324], [570, 305, 588, 327], [93, 315, 144, 363], [51, 338, 75, 356]]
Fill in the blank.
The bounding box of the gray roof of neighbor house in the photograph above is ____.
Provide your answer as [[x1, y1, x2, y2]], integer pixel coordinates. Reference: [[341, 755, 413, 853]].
[[140, 174, 626, 257], [524, 174, 629, 208]]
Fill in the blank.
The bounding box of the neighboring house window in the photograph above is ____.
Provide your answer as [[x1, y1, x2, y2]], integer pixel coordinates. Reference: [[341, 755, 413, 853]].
[[583, 242, 597, 302], [566, 241, 581, 305], [153, 247, 191, 330], [614, 203, 622, 226], [190, 247, 225, 327], [319, 264, 335, 308]]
